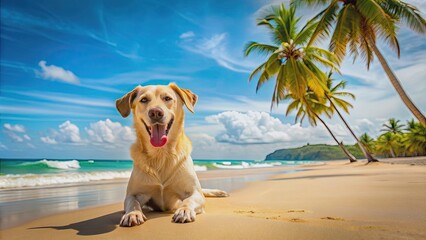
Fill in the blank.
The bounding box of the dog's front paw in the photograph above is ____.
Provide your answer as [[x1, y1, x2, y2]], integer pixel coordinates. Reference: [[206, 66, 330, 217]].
[[120, 210, 147, 227], [172, 207, 196, 223]]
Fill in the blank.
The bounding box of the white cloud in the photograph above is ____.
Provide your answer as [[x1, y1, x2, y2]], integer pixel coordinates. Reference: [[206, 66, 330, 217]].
[[180, 31, 195, 39], [0, 142, 7, 150], [6, 132, 24, 142], [85, 119, 135, 144], [36, 60, 80, 84], [23, 134, 31, 141], [3, 123, 32, 143], [7, 90, 114, 108], [197, 95, 289, 114], [187, 111, 384, 160], [40, 136, 57, 144], [41, 120, 82, 144], [39, 119, 134, 147], [206, 111, 329, 144], [84, 70, 192, 86], [58, 121, 82, 143], [180, 33, 256, 73], [3, 123, 25, 133]]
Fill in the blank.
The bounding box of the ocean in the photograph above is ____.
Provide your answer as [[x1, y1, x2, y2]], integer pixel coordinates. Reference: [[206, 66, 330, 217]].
[[0, 158, 315, 189]]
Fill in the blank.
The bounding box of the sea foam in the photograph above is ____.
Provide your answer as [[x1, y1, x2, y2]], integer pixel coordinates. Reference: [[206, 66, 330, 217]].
[[193, 165, 208, 171], [0, 171, 132, 189], [213, 161, 282, 169], [0, 164, 209, 188]]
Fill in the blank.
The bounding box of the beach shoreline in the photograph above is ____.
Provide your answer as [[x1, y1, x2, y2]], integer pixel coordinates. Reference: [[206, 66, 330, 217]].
[[0, 165, 304, 230], [1, 157, 426, 239]]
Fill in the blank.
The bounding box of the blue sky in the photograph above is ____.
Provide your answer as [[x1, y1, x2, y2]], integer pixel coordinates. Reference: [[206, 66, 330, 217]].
[[1, 0, 425, 160]]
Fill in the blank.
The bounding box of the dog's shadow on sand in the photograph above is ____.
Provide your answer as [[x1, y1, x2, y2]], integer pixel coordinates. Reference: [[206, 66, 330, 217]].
[[29, 210, 168, 236]]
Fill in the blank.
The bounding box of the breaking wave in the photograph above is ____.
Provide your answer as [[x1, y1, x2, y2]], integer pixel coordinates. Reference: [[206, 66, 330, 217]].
[[19, 159, 80, 170], [0, 171, 131, 189]]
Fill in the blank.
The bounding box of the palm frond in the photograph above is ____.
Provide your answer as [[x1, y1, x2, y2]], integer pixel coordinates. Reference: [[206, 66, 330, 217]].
[[244, 42, 278, 57], [305, 46, 341, 72], [294, 19, 319, 45], [382, 0, 426, 34], [248, 63, 266, 82], [291, 0, 330, 7], [300, 59, 327, 97], [306, 0, 340, 46], [329, 5, 352, 62], [256, 59, 281, 92]]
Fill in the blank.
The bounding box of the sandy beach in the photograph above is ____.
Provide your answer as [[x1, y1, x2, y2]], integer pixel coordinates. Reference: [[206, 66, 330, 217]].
[[1, 158, 426, 240]]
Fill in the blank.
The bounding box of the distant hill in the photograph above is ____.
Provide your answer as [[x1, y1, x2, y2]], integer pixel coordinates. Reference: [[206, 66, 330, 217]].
[[265, 144, 364, 161]]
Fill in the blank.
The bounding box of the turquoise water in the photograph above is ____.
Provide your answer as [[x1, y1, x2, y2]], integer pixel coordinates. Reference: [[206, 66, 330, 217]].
[[0, 159, 134, 175], [0, 158, 315, 188]]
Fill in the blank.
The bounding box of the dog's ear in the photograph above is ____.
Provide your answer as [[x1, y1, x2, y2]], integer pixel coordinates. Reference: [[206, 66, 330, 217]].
[[169, 83, 198, 113], [116, 86, 141, 118]]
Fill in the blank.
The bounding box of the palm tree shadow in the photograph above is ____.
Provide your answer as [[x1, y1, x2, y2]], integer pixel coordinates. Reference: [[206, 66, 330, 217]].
[[29, 210, 169, 236]]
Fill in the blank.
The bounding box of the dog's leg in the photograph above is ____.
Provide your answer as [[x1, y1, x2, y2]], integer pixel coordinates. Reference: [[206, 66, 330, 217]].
[[120, 194, 149, 227], [202, 188, 229, 197], [172, 190, 205, 223]]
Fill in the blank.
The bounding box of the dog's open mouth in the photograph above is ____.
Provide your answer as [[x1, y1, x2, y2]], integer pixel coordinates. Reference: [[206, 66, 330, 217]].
[[143, 118, 174, 148]]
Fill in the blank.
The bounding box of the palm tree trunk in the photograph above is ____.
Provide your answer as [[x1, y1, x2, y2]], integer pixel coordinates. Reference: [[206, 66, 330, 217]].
[[390, 147, 396, 158], [326, 95, 379, 162], [313, 112, 357, 162], [370, 43, 426, 126]]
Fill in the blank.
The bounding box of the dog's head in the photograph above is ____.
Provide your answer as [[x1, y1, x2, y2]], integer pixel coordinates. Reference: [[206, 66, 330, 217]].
[[116, 83, 197, 148]]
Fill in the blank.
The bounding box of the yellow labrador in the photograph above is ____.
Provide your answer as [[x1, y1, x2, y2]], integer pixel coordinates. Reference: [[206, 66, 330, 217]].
[[116, 83, 228, 226]]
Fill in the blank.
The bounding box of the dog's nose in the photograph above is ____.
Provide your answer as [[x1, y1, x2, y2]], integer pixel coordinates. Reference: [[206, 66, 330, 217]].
[[148, 107, 164, 121]]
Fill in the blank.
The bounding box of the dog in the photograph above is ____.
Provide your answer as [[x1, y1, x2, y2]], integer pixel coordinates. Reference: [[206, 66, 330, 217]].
[[116, 83, 228, 226]]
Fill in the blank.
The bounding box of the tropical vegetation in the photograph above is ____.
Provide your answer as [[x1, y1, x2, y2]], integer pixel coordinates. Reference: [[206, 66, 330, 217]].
[[265, 143, 364, 161], [324, 73, 377, 161], [293, 0, 426, 125], [244, 4, 359, 162], [245, 2, 425, 162], [361, 119, 426, 157]]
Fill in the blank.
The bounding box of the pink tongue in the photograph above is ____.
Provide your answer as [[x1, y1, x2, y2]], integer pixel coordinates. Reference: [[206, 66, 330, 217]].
[[150, 125, 168, 147]]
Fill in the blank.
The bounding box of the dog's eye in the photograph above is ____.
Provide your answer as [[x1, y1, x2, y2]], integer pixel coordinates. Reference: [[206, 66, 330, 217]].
[[140, 97, 149, 103], [164, 96, 172, 102]]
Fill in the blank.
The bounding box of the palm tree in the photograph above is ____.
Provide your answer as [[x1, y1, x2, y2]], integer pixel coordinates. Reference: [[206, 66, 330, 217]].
[[245, 4, 356, 162], [405, 119, 417, 131], [325, 72, 378, 162], [381, 118, 404, 134], [293, 0, 426, 125], [244, 3, 340, 108], [285, 90, 358, 162], [402, 122, 426, 156], [376, 132, 401, 157], [360, 133, 375, 153]]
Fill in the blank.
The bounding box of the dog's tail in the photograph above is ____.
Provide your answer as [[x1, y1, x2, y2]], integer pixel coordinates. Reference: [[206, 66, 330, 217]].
[[202, 188, 229, 197]]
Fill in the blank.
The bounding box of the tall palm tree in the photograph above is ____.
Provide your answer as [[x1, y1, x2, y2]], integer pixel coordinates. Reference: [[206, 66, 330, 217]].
[[244, 3, 340, 108], [293, 0, 426, 125], [381, 118, 404, 134], [360, 133, 375, 153], [285, 90, 358, 162], [245, 4, 355, 161], [325, 72, 378, 162]]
